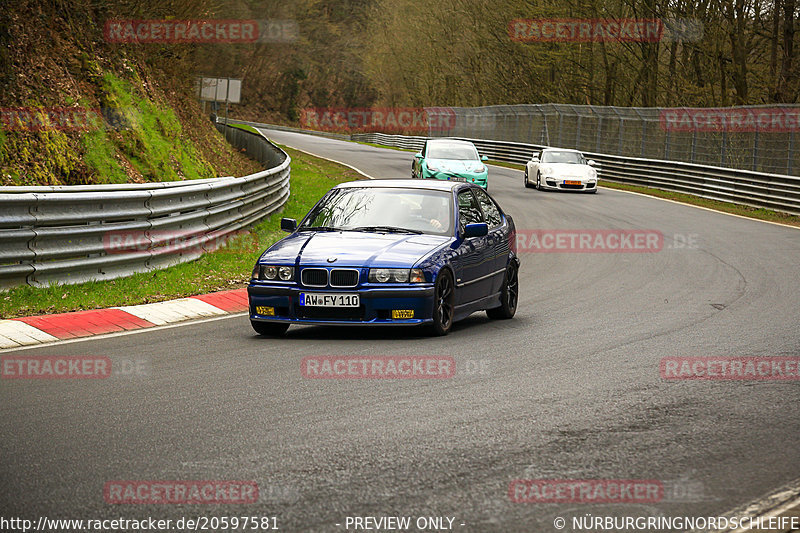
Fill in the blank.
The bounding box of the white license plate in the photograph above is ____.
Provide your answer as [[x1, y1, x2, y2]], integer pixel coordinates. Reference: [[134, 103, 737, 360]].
[[300, 293, 360, 307]]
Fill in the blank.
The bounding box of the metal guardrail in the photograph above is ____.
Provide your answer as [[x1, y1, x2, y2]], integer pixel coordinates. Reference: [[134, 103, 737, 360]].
[[0, 123, 290, 290], [347, 132, 800, 216]]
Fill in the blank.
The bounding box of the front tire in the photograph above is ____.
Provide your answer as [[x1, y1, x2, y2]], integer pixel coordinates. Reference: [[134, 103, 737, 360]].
[[251, 321, 289, 336], [536, 172, 543, 191], [524, 169, 532, 188], [487, 262, 519, 320], [430, 269, 455, 336]]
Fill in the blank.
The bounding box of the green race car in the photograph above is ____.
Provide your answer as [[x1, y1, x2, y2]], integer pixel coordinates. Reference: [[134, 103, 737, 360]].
[[412, 139, 489, 189]]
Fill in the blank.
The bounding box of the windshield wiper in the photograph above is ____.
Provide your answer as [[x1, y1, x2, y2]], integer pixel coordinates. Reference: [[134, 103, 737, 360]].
[[298, 226, 340, 232], [350, 226, 423, 234]]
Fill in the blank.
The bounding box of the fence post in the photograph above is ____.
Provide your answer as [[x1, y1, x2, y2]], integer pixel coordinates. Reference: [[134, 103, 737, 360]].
[[557, 110, 564, 147], [541, 112, 550, 145], [788, 131, 794, 175], [576, 115, 582, 149], [632, 107, 647, 158], [596, 116, 603, 153], [721, 131, 727, 167], [527, 107, 535, 143], [641, 121, 647, 158], [690, 128, 697, 164], [752, 130, 759, 171]]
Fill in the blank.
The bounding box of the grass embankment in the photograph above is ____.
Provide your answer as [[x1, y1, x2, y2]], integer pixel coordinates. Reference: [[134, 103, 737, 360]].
[[1, 0, 260, 186], [1, 72, 261, 186], [0, 145, 363, 319]]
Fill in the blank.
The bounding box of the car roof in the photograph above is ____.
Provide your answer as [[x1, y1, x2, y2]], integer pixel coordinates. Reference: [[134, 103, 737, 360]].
[[425, 138, 476, 146], [541, 148, 582, 153], [334, 179, 474, 192]]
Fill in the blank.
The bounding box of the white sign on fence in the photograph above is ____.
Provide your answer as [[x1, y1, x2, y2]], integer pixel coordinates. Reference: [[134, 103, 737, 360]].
[[197, 77, 242, 103]]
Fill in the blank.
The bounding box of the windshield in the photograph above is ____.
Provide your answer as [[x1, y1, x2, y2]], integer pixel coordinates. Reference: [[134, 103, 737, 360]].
[[427, 143, 479, 161], [301, 188, 453, 236], [541, 151, 585, 164]]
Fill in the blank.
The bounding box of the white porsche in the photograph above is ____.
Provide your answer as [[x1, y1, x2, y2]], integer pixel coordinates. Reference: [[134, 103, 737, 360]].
[[524, 148, 598, 193]]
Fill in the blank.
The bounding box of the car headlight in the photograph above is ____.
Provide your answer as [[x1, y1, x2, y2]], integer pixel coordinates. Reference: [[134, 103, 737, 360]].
[[471, 164, 486, 173], [278, 266, 294, 280], [540, 166, 552, 175], [257, 265, 294, 281], [589, 168, 597, 179], [369, 268, 425, 283], [426, 162, 439, 172]]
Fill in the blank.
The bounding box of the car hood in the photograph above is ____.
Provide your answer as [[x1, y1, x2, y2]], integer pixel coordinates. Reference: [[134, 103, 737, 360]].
[[427, 158, 484, 173], [539, 163, 595, 178], [262, 231, 451, 268]]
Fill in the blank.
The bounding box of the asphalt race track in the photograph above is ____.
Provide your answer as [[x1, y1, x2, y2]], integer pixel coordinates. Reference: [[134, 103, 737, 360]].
[[1, 128, 799, 532]]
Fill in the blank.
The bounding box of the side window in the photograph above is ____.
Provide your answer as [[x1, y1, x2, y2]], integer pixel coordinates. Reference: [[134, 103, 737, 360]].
[[473, 189, 502, 228], [421, 141, 427, 157], [457, 190, 484, 234]]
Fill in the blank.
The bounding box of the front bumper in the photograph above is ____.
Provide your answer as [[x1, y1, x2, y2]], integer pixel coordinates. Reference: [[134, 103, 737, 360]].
[[541, 177, 597, 191], [422, 170, 488, 188], [248, 283, 436, 325]]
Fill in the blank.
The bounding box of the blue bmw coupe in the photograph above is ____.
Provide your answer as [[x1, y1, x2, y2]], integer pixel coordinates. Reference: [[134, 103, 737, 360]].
[[248, 179, 519, 336]]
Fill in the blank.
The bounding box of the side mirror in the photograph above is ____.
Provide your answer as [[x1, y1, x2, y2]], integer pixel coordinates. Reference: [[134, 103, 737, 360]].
[[480, 155, 488, 161], [463, 222, 489, 238], [414, 152, 423, 159], [587, 160, 598, 167], [280, 218, 297, 232], [531, 156, 540, 163]]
